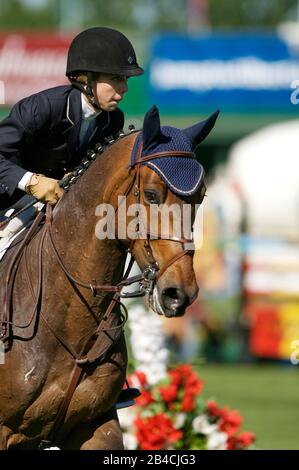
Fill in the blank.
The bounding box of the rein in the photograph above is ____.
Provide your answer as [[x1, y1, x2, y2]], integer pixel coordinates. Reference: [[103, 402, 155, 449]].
[[0, 130, 196, 447]]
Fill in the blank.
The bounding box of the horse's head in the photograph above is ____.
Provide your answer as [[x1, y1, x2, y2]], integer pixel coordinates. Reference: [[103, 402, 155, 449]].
[[114, 105, 219, 317]]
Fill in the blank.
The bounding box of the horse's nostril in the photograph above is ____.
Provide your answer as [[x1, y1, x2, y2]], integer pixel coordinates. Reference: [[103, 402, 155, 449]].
[[162, 287, 186, 311]]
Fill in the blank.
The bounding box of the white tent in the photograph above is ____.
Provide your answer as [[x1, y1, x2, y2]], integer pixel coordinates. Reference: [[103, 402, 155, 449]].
[[225, 120, 299, 241], [205, 120, 299, 296]]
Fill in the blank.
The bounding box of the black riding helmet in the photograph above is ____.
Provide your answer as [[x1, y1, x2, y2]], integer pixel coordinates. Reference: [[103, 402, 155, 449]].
[[66, 27, 144, 78]]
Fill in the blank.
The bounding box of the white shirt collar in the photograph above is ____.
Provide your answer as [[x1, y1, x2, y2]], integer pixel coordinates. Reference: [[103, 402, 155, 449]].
[[81, 93, 101, 120]]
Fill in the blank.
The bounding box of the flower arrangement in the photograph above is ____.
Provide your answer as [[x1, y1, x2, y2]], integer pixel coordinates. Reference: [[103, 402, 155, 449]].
[[118, 365, 256, 451]]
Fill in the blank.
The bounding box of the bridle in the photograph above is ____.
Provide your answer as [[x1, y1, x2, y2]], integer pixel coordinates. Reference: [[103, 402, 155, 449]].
[[0, 132, 195, 340], [0, 132, 197, 447], [121, 139, 195, 298], [49, 135, 195, 301]]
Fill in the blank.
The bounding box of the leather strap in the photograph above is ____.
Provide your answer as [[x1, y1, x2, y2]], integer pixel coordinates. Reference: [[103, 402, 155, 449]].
[[157, 249, 192, 280], [0, 211, 45, 339], [46, 363, 84, 444]]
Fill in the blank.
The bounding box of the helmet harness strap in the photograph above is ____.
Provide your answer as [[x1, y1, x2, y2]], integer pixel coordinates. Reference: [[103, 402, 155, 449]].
[[85, 72, 101, 111], [69, 72, 102, 112]]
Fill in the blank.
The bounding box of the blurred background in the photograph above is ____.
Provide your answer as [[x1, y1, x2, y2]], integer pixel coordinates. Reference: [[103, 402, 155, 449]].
[[0, 0, 299, 450]]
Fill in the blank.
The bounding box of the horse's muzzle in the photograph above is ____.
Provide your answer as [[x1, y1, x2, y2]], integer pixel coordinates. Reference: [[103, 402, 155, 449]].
[[161, 286, 190, 317]]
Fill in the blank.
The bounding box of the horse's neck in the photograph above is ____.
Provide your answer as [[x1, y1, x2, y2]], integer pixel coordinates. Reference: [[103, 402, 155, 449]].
[[50, 135, 135, 290]]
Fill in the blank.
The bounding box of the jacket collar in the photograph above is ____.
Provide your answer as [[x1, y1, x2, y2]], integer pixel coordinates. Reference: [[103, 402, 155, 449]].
[[66, 86, 81, 126], [81, 93, 102, 120], [63, 87, 82, 155], [63, 86, 111, 158]]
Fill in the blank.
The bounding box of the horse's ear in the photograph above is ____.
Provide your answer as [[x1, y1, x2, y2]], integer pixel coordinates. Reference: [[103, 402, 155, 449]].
[[142, 105, 163, 153], [183, 110, 220, 150]]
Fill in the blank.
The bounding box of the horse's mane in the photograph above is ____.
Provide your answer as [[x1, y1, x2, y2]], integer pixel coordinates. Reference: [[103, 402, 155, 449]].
[[60, 129, 140, 195]]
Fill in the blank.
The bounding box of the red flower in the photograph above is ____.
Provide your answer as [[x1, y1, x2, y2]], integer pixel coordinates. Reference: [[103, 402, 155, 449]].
[[135, 413, 182, 450], [180, 372, 204, 412], [158, 365, 205, 413], [136, 390, 155, 407], [236, 432, 256, 448], [206, 400, 223, 418], [218, 408, 243, 437], [187, 372, 204, 392], [169, 364, 193, 386], [158, 383, 178, 403], [175, 364, 193, 375], [121, 367, 256, 451], [227, 436, 238, 450], [181, 393, 195, 412], [227, 431, 256, 450]]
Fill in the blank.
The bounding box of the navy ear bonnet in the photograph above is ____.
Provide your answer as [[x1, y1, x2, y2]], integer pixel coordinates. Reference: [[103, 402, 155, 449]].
[[130, 106, 220, 196], [131, 127, 203, 196]]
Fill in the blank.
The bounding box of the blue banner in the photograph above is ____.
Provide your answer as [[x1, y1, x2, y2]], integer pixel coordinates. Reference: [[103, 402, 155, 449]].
[[149, 33, 299, 114]]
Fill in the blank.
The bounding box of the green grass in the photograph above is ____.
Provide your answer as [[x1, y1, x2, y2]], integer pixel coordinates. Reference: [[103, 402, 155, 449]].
[[193, 363, 299, 450]]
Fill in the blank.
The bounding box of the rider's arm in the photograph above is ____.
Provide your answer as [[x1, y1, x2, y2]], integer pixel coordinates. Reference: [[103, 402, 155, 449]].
[[0, 92, 50, 198]]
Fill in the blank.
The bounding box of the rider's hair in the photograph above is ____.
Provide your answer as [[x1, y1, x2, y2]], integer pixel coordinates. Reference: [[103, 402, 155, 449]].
[[68, 72, 100, 85], [68, 72, 103, 109]]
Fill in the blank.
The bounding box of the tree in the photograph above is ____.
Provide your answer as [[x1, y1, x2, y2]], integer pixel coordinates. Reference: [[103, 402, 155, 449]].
[[0, 0, 56, 30], [0, 0, 296, 31], [208, 0, 297, 28]]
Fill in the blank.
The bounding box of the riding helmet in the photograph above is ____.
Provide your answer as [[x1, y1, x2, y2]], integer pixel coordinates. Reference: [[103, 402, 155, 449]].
[[66, 27, 144, 78]]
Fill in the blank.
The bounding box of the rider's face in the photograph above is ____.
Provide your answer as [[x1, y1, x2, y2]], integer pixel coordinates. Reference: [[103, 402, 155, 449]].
[[92, 73, 129, 112]]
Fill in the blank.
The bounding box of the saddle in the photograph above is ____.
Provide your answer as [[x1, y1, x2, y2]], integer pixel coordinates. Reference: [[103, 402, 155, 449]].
[[0, 211, 45, 340], [0, 196, 42, 261], [0, 224, 29, 262]]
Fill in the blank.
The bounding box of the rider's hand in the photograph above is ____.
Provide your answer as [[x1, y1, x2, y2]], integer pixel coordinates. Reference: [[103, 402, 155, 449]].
[[26, 173, 64, 205]]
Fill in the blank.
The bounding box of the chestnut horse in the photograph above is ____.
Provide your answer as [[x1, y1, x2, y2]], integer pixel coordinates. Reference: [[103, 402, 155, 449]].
[[0, 106, 218, 450]]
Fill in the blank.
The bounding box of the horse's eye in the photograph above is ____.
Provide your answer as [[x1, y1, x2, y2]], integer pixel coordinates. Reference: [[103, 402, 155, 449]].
[[144, 189, 160, 205]]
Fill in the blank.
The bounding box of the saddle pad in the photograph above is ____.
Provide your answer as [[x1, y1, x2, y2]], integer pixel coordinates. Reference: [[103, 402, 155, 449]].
[[0, 226, 28, 261]]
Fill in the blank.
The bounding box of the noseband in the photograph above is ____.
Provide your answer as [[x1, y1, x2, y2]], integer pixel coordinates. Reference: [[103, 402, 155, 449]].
[[120, 140, 194, 298]]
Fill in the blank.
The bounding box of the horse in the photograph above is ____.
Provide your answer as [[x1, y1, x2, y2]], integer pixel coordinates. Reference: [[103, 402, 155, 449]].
[[0, 105, 219, 450]]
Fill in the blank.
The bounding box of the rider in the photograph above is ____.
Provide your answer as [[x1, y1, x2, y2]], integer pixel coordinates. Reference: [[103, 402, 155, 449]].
[[0, 27, 143, 249]]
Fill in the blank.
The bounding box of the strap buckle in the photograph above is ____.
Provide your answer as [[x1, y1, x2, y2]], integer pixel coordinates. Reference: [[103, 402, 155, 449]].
[[140, 263, 159, 295]]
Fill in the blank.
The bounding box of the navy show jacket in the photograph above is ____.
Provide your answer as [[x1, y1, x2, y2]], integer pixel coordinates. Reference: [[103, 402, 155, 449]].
[[0, 85, 124, 210]]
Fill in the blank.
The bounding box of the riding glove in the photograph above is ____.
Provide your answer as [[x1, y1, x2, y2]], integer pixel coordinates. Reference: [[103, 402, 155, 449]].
[[26, 174, 64, 205]]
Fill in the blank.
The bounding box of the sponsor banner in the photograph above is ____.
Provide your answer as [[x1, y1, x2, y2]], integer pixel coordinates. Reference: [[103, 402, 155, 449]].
[[0, 33, 71, 105], [243, 237, 299, 360], [243, 239, 299, 296], [247, 302, 299, 360], [247, 303, 282, 359], [149, 33, 299, 114]]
